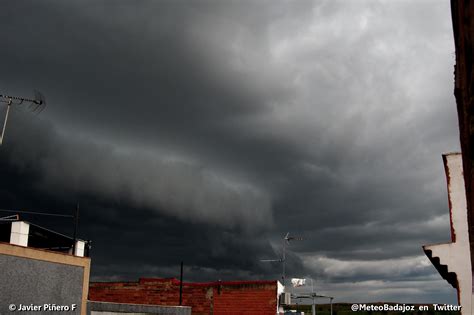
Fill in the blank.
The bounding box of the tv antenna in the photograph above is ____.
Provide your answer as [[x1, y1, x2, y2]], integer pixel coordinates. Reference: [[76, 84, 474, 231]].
[[260, 232, 303, 286], [0, 90, 46, 145]]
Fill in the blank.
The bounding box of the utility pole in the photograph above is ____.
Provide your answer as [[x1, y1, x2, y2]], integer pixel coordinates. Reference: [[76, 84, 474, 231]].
[[179, 261, 184, 306], [72, 204, 79, 256]]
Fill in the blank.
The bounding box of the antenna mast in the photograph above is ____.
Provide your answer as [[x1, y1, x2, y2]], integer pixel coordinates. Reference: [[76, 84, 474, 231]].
[[261, 232, 303, 286], [0, 90, 46, 145]]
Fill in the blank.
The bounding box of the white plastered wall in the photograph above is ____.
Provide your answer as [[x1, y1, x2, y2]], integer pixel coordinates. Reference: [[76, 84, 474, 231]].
[[424, 153, 472, 315]]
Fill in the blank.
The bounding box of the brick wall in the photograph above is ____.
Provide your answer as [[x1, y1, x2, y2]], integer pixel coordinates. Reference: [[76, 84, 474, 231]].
[[212, 282, 277, 314], [89, 278, 278, 315]]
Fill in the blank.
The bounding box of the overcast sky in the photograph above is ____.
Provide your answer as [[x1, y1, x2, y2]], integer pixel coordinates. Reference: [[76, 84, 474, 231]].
[[0, 0, 460, 303]]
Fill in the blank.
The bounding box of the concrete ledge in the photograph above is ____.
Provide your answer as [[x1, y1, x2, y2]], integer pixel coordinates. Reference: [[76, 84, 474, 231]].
[[87, 301, 191, 315]]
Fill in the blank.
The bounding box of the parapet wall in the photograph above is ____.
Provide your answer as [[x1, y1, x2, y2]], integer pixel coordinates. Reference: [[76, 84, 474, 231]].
[[89, 278, 278, 315], [0, 242, 90, 315], [87, 301, 191, 315]]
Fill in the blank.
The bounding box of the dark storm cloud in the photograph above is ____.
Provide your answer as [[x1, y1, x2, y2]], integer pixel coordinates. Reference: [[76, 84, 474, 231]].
[[0, 0, 460, 303], [0, 115, 283, 282], [3, 115, 273, 228]]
